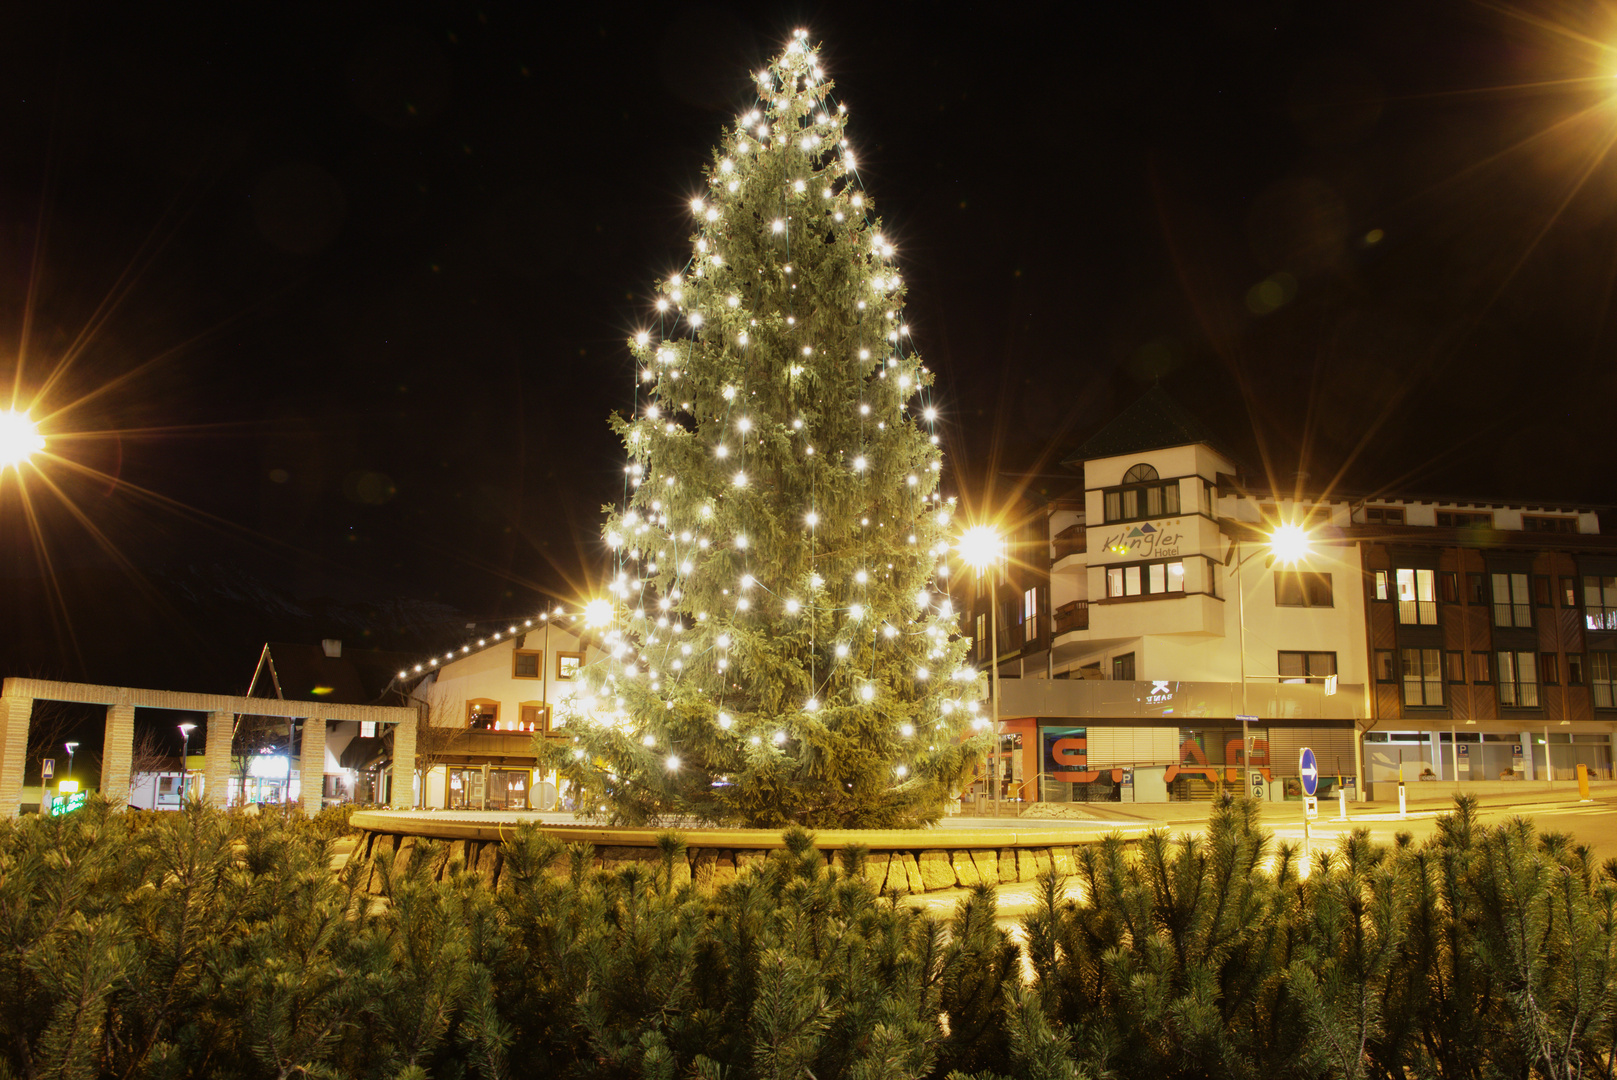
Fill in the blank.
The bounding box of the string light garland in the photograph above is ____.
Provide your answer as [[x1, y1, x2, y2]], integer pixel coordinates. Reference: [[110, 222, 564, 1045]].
[[543, 30, 986, 828], [393, 606, 584, 681]]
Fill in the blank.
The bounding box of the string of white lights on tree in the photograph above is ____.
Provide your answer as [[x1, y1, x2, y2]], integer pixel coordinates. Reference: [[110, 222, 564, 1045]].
[[540, 32, 986, 827]]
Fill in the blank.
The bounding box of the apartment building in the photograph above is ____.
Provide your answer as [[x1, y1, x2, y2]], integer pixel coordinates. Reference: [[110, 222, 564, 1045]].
[[964, 388, 1617, 803]]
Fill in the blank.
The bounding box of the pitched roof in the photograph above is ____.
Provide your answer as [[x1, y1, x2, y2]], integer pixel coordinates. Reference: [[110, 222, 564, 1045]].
[[1062, 386, 1232, 467], [255, 643, 415, 706]]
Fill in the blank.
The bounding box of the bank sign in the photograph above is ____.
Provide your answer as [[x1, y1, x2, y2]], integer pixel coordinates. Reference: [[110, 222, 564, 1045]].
[[1098, 518, 1185, 560]]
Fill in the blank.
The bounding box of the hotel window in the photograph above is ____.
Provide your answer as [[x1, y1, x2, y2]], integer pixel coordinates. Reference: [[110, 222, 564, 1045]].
[[467, 701, 499, 730], [556, 652, 584, 680], [1395, 569, 1438, 625], [1366, 506, 1405, 525], [360, 721, 377, 739], [1438, 572, 1459, 604], [1540, 653, 1559, 686], [1402, 648, 1444, 706], [1533, 576, 1553, 608], [1592, 653, 1617, 709], [520, 703, 552, 734], [1375, 650, 1396, 682], [1437, 510, 1492, 527], [512, 649, 542, 679], [1278, 651, 1336, 683], [1274, 570, 1332, 607], [1107, 560, 1183, 598], [1102, 464, 1180, 523], [1496, 651, 1540, 708], [1022, 587, 1038, 624], [1471, 652, 1492, 684], [1568, 653, 1585, 686], [1492, 573, 1532, 628], [1373, 571, 1390, 600], [1111, 652, 1135, 681], [1445, 651, 1466, 683], [1561, 577, 1578, 607], [1522, 514, 1576, 533], [975, 613, 986, 655], [1585, 577, 1617, 631], [1468, 573, 1487, 605]]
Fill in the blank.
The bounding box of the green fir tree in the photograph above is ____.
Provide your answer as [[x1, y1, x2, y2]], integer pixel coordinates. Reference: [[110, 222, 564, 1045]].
[[543, 33, 986, 828]]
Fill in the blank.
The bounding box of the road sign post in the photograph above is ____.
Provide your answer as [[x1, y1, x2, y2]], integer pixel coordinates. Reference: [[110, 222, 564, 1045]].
[[1249, 769, 1266, 802], [1299, 748, 1319, 857], [41, 758, 54, 781]]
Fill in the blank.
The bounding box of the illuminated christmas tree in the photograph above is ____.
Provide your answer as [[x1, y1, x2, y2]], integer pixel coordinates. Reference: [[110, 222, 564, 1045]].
[[545, 32, 986, 828]]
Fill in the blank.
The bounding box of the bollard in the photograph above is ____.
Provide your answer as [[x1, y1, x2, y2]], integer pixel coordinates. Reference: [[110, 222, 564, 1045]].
[[1398, 781, 1407, 818], [1578, 763, 1591, 801], [1338, 786, 1349, 821]]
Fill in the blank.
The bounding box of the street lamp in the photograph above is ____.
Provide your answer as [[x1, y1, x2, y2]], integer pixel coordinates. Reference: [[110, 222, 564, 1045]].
[[64, 741, 78, 781], [0, 410, 45, 470], [177, 723, 196, 803], [1229, 522, 1314, 776], [957, 524, 1007, 817]]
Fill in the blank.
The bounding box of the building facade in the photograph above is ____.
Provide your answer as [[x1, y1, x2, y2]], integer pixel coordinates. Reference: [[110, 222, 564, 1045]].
[[964, 389, 1617, 803], [400, 614, 604, 810]]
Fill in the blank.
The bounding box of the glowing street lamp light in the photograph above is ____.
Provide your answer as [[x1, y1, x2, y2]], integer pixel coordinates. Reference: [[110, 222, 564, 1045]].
[[1268, 522, 1311, 565], [177, 723, 197, 804], [583, 598, 615, 629], [956, 524, 1007, 818], [64, 741, 79, 781], [0, 410, 45, 470]]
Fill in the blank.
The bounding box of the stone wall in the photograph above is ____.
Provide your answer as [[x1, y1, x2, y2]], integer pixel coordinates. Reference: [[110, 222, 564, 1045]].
[[344, 828, 1092, 896]]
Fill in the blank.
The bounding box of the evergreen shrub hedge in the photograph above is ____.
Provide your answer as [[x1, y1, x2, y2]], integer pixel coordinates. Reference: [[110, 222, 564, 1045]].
[[1, 795, 1613, 1079]]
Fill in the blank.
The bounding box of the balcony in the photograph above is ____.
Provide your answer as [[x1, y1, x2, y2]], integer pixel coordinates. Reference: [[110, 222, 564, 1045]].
[[1053, 600, 1089, 634], [997, 678, 1367, 722], [1397, 600, 1438, 626], [1051, 523, 1086, 561]]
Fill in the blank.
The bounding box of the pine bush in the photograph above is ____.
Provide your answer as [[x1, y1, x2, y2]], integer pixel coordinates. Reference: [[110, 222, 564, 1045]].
[[4, 794, 1617, 1078]]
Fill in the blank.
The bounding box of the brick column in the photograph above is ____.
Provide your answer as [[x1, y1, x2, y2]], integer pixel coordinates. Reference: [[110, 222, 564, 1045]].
[[101, 703, 136, 805], [0, 695, 34, 820], [203, 710, 233, 808], [300, 718, 326, 817], [390, 716, 416, 809]]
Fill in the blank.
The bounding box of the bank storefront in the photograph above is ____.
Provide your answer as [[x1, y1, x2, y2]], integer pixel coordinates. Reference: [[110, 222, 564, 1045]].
[[995, 678, 1365, 804]]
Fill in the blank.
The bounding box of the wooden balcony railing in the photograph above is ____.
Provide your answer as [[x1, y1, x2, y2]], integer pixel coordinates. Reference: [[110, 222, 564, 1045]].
[[1053, 600, 1089, 635], [1052, 523, 1086, 561]]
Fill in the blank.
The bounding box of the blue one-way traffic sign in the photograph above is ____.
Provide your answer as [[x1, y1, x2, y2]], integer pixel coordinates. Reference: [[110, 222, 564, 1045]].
[[1299, 747, 1319, 797]]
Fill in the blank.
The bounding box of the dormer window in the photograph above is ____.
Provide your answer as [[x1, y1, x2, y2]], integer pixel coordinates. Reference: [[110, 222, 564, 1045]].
[[1103, 463, 1180, 523]]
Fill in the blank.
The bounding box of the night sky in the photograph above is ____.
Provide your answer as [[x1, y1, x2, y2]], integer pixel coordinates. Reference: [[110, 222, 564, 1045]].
[[5, 1, 1617, 716]]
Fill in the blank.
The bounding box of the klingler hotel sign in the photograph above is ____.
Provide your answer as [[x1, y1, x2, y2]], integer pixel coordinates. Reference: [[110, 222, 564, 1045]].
[[1099, 518, 1186, 560]]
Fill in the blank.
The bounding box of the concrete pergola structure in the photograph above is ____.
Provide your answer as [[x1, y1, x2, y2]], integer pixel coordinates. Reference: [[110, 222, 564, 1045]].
[[0, 677, 420, 819]]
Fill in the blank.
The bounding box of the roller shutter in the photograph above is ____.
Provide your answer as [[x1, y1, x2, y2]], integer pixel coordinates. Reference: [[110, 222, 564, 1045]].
[[1268, 727, 1357, 777]]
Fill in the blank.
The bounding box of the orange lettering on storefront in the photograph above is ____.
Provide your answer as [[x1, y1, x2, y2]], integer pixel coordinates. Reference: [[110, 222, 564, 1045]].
[[1050, 736, 1100, 783]]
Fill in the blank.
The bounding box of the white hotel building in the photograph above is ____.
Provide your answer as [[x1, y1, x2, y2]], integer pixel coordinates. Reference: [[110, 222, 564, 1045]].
[[967, 389, 1617, 803]]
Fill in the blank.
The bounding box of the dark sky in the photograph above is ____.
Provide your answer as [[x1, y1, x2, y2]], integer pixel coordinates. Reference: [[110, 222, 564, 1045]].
[[5, 1, 1617, 702]]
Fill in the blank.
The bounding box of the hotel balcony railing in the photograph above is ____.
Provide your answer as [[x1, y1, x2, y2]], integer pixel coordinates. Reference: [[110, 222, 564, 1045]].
[[1053, 600, 1089, 634], [1051, 524, 1086, 561], [1397, 600, 1438, 625], [997, 677, 1367, 721]]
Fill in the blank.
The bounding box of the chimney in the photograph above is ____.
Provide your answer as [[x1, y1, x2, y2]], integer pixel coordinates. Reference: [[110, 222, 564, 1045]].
[[321, 639, 342, 658]]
